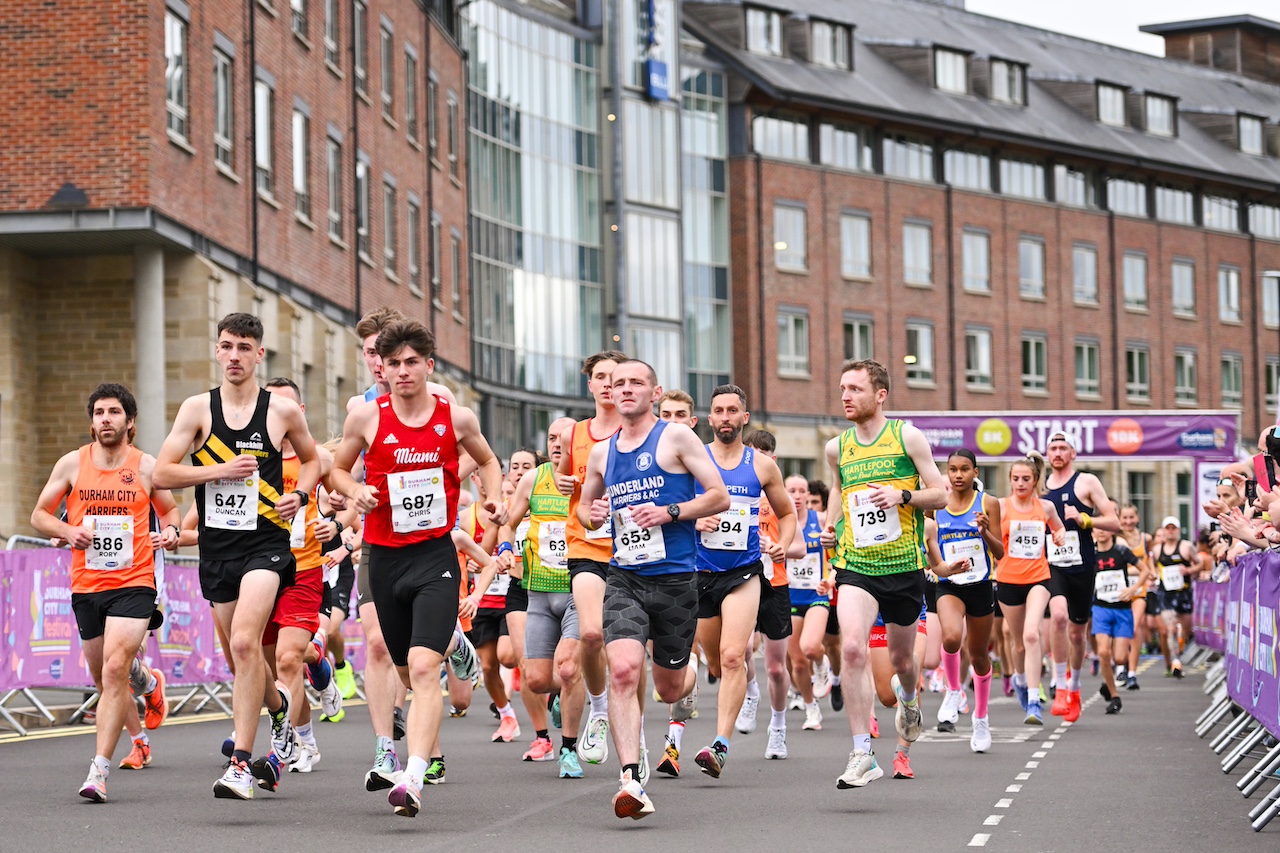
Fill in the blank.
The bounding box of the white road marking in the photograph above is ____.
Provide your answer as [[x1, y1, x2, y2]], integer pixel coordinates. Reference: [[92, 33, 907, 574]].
[[995, 798, 1013, 808], [1016, 772, 1031, 780], [1006, 785, 1022, 793], [1025, 760, 1039, 768], [984, 815, 1003, 826], [968, 834, 990, 847]]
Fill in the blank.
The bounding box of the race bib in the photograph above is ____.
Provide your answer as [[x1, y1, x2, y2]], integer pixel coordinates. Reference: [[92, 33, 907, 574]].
[[1161, 565, 1186, 592], [1008, 520, 1045, 560], [206, 476, 257, 530], [586, 510, 613, 540], [848, 491, 902, 548], [484, 572, 512, 598], [1095, 569, 1126, 603], [942, 537, 986, 585], [514, 519, 531, 557], [84, 516, 134, 571], [389, 467, 448, 534], [1048, 530, 1083, 567], [786, 551, 821, 589], [700, 499, 754, 551], [538, 521, 568, 568], [289, 510, 308, 549], [326, 561, 340, 587], [613, 504, 666, 567]]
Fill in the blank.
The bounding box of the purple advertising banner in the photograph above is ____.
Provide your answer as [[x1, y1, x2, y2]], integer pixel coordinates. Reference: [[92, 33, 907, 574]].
[[1224, 551, 1280, 739], [895, 411, 1239, 461], [1192, 580, 1228, 654], [2, 550, 95, 690]]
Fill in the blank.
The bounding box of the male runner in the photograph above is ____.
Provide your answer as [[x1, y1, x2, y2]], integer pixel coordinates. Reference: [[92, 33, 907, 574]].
[[332, 320, 505, 817], [658, 389, 698, 430], [1152, 516, 1197, 678], [1043, 432, 1118, 722], [32, 384, 181, 801], [784, 473, 830, 735], [577, 359, 729, 819], [154, 313, 319, 799], [1091, 526, 1141, 713], [820, 359, 948, 789]]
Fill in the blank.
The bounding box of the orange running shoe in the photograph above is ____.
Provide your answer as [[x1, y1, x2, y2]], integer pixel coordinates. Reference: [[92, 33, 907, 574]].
[[144, 668, 168, 730], [119, 738, 152, 769], [1064, 690, 1082, 722], [492, 715, 521, 743], [1050, 687, 1070, 717], [892, 751, 914, 779]]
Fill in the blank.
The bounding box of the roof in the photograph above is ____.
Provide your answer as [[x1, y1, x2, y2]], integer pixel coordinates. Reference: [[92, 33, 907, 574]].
[[1139, 15, 1280, 37], [682, 0, 1280, 189]]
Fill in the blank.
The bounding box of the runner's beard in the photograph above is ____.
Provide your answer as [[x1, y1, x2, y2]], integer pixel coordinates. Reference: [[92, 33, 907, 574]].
[[716, 424, 742, 444]]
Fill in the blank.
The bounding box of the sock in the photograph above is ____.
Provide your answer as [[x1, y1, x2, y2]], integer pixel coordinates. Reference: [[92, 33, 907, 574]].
[[853, 733, 872, 754], [1053, 661, 1068, 689], [745, 677, 760, 700], [771, 709, 787, 729], [497, 703, 515, 720], [562, 736, 577, 753], [942, 649, 963, 692], [895, 743, 910, 757], [806, 700, 820, 712], [94, 755, 111, 775], [831, 674, 841, 687], [296, 722, 315, 746], [233, 748, 252, 765], [974, 670, 992, 719], [1068, 667, 1082, 692], [639, 721, 647, 750], [899, 684, 918, 704], [623, 762, 640, 781], [145, 672, 158, 694], [668, 720, 685, 751], [589, 691, 608, 716], [335, 660, 349, 671], [713, 735, 730, 751], [1013, 672, 1027, 688], [536, 728, 549, 741], [377, 735, 394, 753], [134, 732, 149, 746], [404, 755, 427, 787]]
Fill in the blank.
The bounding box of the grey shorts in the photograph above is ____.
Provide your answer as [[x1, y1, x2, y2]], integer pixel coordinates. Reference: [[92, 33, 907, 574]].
[[525, 591, 579, 659]]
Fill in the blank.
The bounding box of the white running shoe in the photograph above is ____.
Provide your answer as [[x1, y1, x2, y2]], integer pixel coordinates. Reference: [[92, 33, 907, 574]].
[[213, 758, 254, 800], [937, 689, 962, 725], [613, 770, 655, 820], [672, 679, 699, 723], [765, 726, 788, 760], [836, 750, 882, 789], [290, 741, 321, 773], [958, 690, 970, 715], [639, 745, 650, 788], [927, 669, 945, 693], [320, 676, 342, 719], [735, 694, 759, 734], [79, 762, 107, 803], [269, 685, 299, 763], [971, 716, 992, 753], [892, 675, 923, 742], [578, 714, 610, 765], [812, 656, 833, 700], [788, 690, 804, 711], [803, 702, 823, 731]]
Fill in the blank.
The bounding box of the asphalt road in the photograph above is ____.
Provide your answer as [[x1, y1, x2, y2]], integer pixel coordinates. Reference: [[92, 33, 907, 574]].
[[2, 658, 1276, 852]]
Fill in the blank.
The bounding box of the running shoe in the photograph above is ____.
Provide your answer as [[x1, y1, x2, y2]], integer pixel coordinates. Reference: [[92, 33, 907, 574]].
[[321, 708, 346, 723], [333, 660, 358, 700], [1099, 682, 1113, 701], [1024, 701, 1043, 726], [830, 682, 845, 712], [393, 706, 407, 740], [129, 656, 150, 697], [448, 629, 480, 682], [213, 758, 254, 800], [221, 731, 236, 759], [656, 743, 681, 777], [389, 778, 422, 818], [579, 714, 610, 765], [736, 694, 759, 734], [1171, 660, 1184, 679], [1090, 654, 1100, 676], [958, 691, 970, 715], [1050, 687, 1070, 717], [424, 757, 446, 785], [269, 687, 298, 763], [1002, 674, 1013, 697], [672, 680, 698, 723], [250, 752, 283, 792], [290, 741, 320, 773], [927, 669, 944, 693], [694, 743, 727, 778], [892, 751, 914, 779], [1065, 690, 1082, 723], [891, 675, 922, 742], [549, 694, 562, 730], [522, 736, 555, 761], [937, 689, 962, 727], [448, 706, 468, 718], [307, 657, 332, 693], [79, 762, 107, 803], [788, 690, 804, 711], [1126, 674, 1140, 691], [365, 746, 400, 791], [493, 715, 521, 743], [813, 656, 833, 699], [558, 747, 584, 779], [1013, 680, 1029, 712], [765, 727, 788, 760], [119, 738, 151, 769], [1105, 696, 1122, 715], [613, 770, 655, 820], [970, 716, 992, 753], [320, 673, 343, 720], [803, 703, 823, 731], [836, 750, 882, 789], [639, 745, 650, 787], [870, 712, 879, 738], [143, 668, 168, 729]]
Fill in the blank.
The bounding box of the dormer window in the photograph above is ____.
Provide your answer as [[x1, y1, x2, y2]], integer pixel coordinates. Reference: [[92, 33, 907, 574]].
[[990, 59, 1025, 105], [812, 20, 851, 70], [1145, 94, 1175, 136], [935, 48, 968, 94], [1098, 83, 1127, 126], [746, 7, 782, 57], [1240, 114, 1265, 155]]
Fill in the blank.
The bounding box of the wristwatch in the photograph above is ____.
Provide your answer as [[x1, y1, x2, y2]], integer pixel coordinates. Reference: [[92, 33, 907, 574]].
[[900, 489, 912, 506], [293, 489, 310, 506], [667, 504, 682, 521]]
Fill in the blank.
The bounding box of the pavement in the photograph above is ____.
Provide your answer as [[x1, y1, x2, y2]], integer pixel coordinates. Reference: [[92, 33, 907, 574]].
[[1, 657, 1276, 852]]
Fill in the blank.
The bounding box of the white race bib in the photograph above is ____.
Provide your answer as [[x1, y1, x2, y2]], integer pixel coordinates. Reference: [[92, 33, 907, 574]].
[[786, 551, 821, 589], [1048, 530, 1083, 567], [942, 538, 986, 585], [613, 505, 666, 566], [1095, 569, 1125, 603], [847, 491, 902, 548], [1008, 520, 1045, 560], [389, 467, 448, 534], [700, 499, 754, 551], [538, 521, 568, 568], [586, 510, 613, 540], [206, 476, 257, 530], [289, 510, 308, 549], [484, 572, 512, 598], [514, 519, 531, 557], [84, 516, 134, 571], [1160, 565, 1186, 592]]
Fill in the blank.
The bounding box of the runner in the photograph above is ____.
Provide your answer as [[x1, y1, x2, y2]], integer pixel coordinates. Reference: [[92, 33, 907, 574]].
[[785, 474, 830, 736], [32, 384, 181, 802], [1115, 503, 1154, 689], [331, 319, 506, 817], [819, 359, 949, 789], [1043, 432, 1119, 722], [933, 449, 1003, 752], [576, 359, 729, 819], [153, 313, 319, 799], [808, 478, 845, 713], [658, 389, 698, 430], [1091, 526, 1142, 714], [1152, 517, 1197, 678]]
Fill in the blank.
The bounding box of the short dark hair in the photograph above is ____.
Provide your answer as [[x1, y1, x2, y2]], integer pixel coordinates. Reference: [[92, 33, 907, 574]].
[[807, 479, 830, 506], [710, 383, 747, 408], [948, 448, 978, 466], [376, 320, 436, 361], [265, 376, 302, 401], [840, 358, 890, 393], [88, 383, 138, 422], [217, 312, 265, 342], [743, 429, 775, 454], [582, 350, 629, 377], [355, 306, 406, 341], [509, 447, 543, 468], [613, 358, 657, 385]]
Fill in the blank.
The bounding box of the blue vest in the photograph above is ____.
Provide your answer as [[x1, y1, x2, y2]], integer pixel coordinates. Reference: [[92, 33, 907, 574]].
[[695, 445, 762, 572], [936, 490, 995, 584], [605, 421, 696, 577], [788, 508, 829, 606]]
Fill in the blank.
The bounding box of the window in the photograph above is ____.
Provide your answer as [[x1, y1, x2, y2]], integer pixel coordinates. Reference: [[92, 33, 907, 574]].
[[430, 216, 442, 300], [355, 158, 370, 257], [1240, 114, 1265, 155], [1098, 83, 1126, 126], [1176, 472, 1193, 533], [1127, 472, 1154, 532], [450, 234, 462, 307], [1125, 345, 1150, 401], [1264, 273, 1280, 328], [1072, 244, 1098, 304], [383, 181, 397, 271], [962, 230, 989, 292], [753, 114, 809, 162], [883, 134, 934, 182], [1219, 265, 1241, 322], [405, 52, 418, 142], [291, 0, 308, 39], [746, 7, 782, 56], [812, 21, 850, 70], [777, 310, 810, 376], [214, 50, 234, 169], [843, 315, 873, 361], [774, 204, 807, 271], [840, 213, 870, 278], [1123, 251, 1147, 309], [447, 96, 459, 176], [292, 108, 309, 219], [380, 25, 394, 119], [935, 49, 968, 94], [1021, 334, 1047, 393], [164, 12, 188, 139], [1055, 164, 1093, 208], [1075, 339, 1100, 398], [903, 222, 932, 285], [1221, 353, 1243, 408], [965, 328, 993, 388], [254, 79, 274, 195], [427, 80, 438, 156], [1108, 177, 1147, 217], [1019, 237, 1045, 298], [1001, 157, 1045, 200], [819, 124, 871, 171], [326, 139, 342, 239], [1252, 203, 1280, 240], [324, 0, 340, 66], [990, 59, 1025, 105], [905, 322, 935, 384], [1203, 195, 1239, 232], [1266, 358, 1280, 414], [1174, 350, 1197, 405], [1171, 260, 1195, 315], [1155, 184, 1194, 224], [353, 0, 368, 95], [407, 200, 421, 290], [944, 148, 991, 191], [1145, 94, 1174, 136]]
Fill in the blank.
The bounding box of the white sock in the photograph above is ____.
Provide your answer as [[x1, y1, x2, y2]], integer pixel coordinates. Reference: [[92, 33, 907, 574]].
[[404, 755, 427, 787], [853, 734, 871, 754], [497, 703, 515, 720], [806, 700, 820, 712], [639, 717, 646, 750], [93, 755, 111, 775], [134, 732, 149, 746], [1053, 661, 1068, 689], [745, 677, 760, 700], [1068, 667, 1082, 692], [589, 691, 608, 716], [667, 720, 685, 751], [1013, 672, 1027, 688], [771, 709, 787, 729], [297, 722, 316, 746], [831, 674, 842, 687]]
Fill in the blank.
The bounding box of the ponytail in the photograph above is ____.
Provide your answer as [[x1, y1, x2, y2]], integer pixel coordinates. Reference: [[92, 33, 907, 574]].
[[1010, 451, 1046, 493]]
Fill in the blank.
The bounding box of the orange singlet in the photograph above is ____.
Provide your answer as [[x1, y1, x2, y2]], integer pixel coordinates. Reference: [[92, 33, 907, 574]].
[[65, 445, 156, 594], [758, 497, 787, 587], [997, 497, 1052, 586], [282, 455, 323, 573], [564, 418, 619, 563]]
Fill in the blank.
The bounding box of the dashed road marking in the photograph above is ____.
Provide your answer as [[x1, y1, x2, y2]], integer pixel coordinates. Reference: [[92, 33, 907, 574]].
[[968, 834, 990, 847]]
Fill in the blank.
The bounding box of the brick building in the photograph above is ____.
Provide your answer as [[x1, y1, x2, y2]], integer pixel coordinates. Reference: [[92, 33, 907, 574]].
[[0, 0, 470, 536]]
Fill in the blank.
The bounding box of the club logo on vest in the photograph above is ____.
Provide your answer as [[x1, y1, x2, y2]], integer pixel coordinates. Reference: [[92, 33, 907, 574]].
[[434, 424, 446, 436], [637, 452, 653, 472], [119, 468, 136, 485]]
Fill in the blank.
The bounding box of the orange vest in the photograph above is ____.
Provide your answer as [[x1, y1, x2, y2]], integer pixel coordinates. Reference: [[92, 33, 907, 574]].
[[565, 418, 618, 563], [758, 498, 788, 587], [282, 455, 323, 573], [65, 445, 155, 594], [998, 498, 1052, 586]]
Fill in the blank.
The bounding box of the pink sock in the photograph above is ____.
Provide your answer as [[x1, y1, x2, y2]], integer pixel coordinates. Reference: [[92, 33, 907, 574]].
[[942, 649, 963, 692], [974, 670, 993, 718]]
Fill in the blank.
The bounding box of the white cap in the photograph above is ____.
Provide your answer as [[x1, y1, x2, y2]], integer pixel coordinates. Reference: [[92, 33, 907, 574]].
[[1160, 516, 1181, 529], [1046, 431, 1077, 452]]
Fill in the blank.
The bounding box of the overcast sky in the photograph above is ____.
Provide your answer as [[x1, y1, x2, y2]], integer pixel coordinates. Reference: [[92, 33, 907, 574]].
[[964, 1, 1268, 55]]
